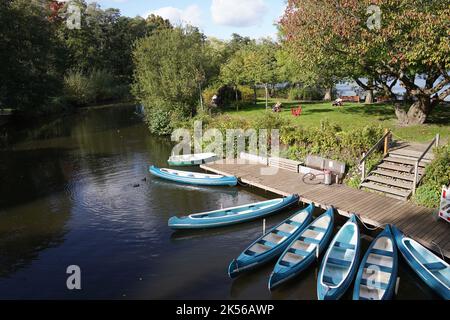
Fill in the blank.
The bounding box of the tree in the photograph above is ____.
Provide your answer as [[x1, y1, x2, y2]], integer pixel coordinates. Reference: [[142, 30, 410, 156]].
[[245, 40, 279, 109], [220, 50, 247, 110], [281, 0, 450, 124], [132, 26, 208, 134], [0, 0, 65, 111]]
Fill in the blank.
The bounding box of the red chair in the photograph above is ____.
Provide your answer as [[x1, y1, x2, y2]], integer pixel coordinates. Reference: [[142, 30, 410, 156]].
[[291, 106, 302, 117]]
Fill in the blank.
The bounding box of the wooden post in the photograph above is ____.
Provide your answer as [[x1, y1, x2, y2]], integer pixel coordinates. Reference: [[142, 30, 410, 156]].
[[384, 129, 389, 155], [361, 153, 366, 182], [412, 161, 419, 195], [436, 133, 440, 148]]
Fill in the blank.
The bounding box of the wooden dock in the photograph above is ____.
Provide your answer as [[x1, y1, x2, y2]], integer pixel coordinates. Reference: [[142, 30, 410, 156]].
[[201, 160, 450, 259]]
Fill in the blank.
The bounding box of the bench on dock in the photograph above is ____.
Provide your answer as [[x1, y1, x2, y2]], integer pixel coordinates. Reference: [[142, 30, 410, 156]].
[[269, 157, 303, 173], [305, 155, 346, 183], [341, 96, 360, 103]]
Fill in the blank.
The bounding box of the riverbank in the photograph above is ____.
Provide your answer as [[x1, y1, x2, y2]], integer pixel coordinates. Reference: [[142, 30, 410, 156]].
[[223, 98, 450, 143]]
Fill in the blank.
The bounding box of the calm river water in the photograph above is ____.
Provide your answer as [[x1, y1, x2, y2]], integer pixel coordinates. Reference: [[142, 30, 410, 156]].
[[0, 105, 440, 299]]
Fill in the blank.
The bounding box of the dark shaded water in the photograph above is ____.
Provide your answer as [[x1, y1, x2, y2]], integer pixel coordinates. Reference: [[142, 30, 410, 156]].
[[0, 105, 440, 299]]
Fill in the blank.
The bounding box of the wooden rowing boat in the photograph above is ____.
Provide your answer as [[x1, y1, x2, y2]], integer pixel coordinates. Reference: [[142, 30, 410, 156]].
[[149, 166, 238, 186], [228, 203, 314, 278], [317, 214, 361, 300], [168, 194, 300, 230], [353, 225, 398, 300], [268, 207, 334, 290]]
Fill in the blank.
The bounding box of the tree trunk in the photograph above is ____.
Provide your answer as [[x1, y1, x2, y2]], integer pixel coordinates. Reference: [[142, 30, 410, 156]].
[[365, 89, 374, 104], [264, 84, 269, 110], [199, 84, 204, 111], [394, 97, 435, 126], [235, 85, 239, 111], [253, 86, 257, 105], [323, 87, 332, 101]]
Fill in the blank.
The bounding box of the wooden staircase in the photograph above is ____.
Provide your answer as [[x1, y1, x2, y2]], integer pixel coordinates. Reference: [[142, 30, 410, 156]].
[[359, 133, 439, 201]]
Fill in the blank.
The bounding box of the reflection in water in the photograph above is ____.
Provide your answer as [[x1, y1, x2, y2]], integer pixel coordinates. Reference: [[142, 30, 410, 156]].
[[0, 105, 442, 299]]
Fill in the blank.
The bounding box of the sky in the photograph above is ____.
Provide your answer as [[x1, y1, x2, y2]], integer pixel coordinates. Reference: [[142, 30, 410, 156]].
[[91, 0, 286, 40]]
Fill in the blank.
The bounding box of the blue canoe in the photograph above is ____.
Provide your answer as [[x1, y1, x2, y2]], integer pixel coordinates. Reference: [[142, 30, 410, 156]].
[[149, 166, 238, 186], [228, 203, 314, 278], [353, 225, 398, 300], [268, 207, 334, 290], [393, 226, 450, 300], [168, 194, 300, 230], [317, 214, 361, 300]]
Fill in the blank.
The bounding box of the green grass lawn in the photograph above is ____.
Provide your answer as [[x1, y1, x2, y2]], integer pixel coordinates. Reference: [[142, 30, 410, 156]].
[[224, 98, 450, 143]]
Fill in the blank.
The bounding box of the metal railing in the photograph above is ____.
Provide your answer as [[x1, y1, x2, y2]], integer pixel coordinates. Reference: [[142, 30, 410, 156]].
[[360, 129, 391, 182], [412, 133, 440, 195]]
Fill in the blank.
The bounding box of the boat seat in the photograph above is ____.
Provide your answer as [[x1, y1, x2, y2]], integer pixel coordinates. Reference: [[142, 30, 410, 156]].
[[358, 285, 384, 300], [334, 242, 355, 250], [274, 230, 292, 238], [277, 223, 297, 233], [288, 247, 310, 257], [309, 226, 327, 233], [291, 213, 308, 223], [327, 257, 352, 268], [260, 239, 277, 247], [367, 253, 393, 268], [360, 278, 388, 290], [299, 236, 321, 244], [247, 243, 271, 255], [424, 262, 447, 271], [263, 233, 286, 244], [362, 267, 391, 284], [281, 252, 303, 264], [322, 275, 338, 286], [364, 262, 392, 273], [302, 229, 322, 240], [291, 240, 315, 253], [279, 260, 295, 267], [370, 248, 393, 257]]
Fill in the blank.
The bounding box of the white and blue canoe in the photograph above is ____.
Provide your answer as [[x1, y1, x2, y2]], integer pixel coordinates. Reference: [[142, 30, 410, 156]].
[[168, 194, 300, 230], [317, 214, 361, 300], [228, 203, 314, 278], [393, 226, 450, 300], [353, 225, 398, 300], [149, 166, 238, 186], [268, 207, 334, 290]]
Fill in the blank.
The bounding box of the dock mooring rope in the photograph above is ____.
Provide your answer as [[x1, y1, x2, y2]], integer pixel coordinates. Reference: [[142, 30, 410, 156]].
[[355, 214, 387, 231]]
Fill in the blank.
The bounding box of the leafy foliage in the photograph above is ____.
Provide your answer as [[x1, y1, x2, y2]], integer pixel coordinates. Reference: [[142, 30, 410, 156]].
[[414, 144, 450, 207]]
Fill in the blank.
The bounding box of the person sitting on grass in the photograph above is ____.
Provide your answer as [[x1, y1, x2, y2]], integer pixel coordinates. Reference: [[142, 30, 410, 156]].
[[272, 101, 283, 112], [332, 97, 343, 107]]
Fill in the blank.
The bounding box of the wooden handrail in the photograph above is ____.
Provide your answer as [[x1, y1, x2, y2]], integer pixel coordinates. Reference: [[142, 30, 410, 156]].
[[412, 133, 439, 195], [359, 130, 391, 164], [416, 136, 438, 165]]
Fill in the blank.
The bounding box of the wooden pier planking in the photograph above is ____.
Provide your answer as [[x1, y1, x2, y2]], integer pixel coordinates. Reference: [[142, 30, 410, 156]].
[[201, 161, 450, 259]]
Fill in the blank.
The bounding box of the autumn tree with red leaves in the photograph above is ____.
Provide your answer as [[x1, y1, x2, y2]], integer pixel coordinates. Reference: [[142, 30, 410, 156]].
[[280, 0, 450, 125]]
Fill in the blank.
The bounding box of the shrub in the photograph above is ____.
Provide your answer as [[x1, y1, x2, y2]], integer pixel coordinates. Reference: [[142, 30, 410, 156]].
[[237, 85, 255, 103], [63, 69, 91, 106], [413, 144, 450, 207], [145, 108, 173, 135], [64, 69, 129, 106]]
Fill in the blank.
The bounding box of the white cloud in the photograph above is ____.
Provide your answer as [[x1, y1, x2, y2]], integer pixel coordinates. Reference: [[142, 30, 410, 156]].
[[144, 5, 202, 27], [211, 0, 268, 27]]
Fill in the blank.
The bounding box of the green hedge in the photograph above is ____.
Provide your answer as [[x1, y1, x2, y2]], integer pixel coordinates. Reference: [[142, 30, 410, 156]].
[[413, 144, 450, 208]]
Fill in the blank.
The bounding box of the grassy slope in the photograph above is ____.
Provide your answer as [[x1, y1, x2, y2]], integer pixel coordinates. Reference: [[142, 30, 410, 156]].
[[225, 98, 450, 143]]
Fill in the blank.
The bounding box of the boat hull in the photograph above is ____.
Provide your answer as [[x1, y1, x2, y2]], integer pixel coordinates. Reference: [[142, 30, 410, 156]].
[[317, 214, 360, 300], [353, 225, 398, 300], [168, 153, 217, 166], [228, 204, 314, 278], [269, 208, 335, 290], [393, 226, 450, 300], [168, 194, 300, 230], [149, 166, 238, 186]]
